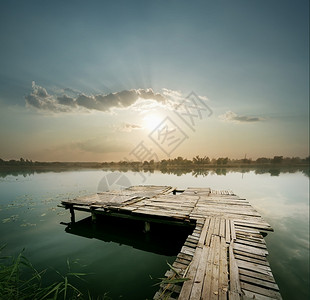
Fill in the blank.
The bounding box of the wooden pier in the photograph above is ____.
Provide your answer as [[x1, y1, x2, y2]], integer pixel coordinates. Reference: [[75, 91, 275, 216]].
[[60, 185, 282, 300]]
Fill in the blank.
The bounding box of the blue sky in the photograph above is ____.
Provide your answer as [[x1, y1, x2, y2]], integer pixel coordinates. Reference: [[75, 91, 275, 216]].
[[0, 0, 308, 161]]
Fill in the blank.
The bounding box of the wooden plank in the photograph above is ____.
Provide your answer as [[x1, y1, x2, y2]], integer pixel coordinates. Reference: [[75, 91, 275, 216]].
[[175, 257, 191, 266], [153, 291, 176, 300], [234, 220, 273, 231], [184, 241, 198, 249], [231, 220, 236, 241], [173, 261, 189, 270], [235, 233, 266, 244], [236, 260, 272, 276], [210, 235, 221, 300], [197, 218, 210, 248], [180, 246, 196, 256], [233, 243, 268, 257], [234, 249, 267, 262], [229, 242, 241, 295], [213, 218, 220, 236], [242, 289, 279, 300], [201, 235, 216, 300], [165, 269, 183, 278], [235, 238, 267, 249], [241, 282, 282, 299], [228, 291, 241, 300], [177, 252, 194, 262], [239, 274, 279, 291], [234, 227, 261, 235], [187, 236, 199, 244], [239, 268, 276, 283], [190, 246, 209, 299], [219, 218, 225, 237], [218, 237, 228, 300], [205, 217, 216, 246], [160, 283, 182, 293], [225, 218, 231, 243], [178, 247, 203, 299], [234, 254, 270, 266]]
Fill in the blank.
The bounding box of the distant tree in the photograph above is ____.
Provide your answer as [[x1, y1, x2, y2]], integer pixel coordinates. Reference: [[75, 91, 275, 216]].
[[272, 156, 283, 164], [256, 157, 270, 164], [193, 155, 210, 165], [216, 157, 229, 165], [203, 156, 210, 164], [160, 159, 168, 166]]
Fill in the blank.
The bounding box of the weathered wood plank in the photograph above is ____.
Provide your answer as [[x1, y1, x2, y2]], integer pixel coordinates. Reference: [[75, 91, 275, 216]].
[[239, 274, 279, 291], [242, 289, 278, 300], [229, 242, 241, 295], [226, 218, 231, 243], [197, 218, 210, 248], [235, 238, 267, 249], [219, 218, 225, 237], [239, 268, 276, 283], [210, 235, 221, 300], [241, 282, 282, 299], [190, 246, 209, 299], [178, 247, 203, 299], [231, 220, 236, 241], [205, 217, 216, 246], [236, 260, 272, 276], [219, 237, 229, 300], [234, 243, 268, 257], [201, 235, 216, 300], [235, 254, 270, 266]]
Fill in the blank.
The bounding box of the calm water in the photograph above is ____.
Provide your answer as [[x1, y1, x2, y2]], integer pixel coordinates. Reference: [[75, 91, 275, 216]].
[[0, 169, 309, 299]]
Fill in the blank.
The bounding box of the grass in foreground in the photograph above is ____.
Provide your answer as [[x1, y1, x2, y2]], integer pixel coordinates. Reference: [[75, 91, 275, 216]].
[[0, 245, 110, 300]]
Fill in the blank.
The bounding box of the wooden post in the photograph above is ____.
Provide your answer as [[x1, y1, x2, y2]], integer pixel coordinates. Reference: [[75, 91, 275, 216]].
[[91, 210, 97, 223], [144, 221, 151, 232], [69, 206, 75, 224]]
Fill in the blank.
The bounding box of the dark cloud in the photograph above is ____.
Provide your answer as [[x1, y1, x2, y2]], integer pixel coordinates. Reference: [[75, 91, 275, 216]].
[[57, 95, 76, 106], [25, 82, 168, 113], [219, 111, 265, 123]]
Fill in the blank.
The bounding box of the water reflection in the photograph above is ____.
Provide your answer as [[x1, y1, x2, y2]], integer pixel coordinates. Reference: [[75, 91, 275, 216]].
[[64, 215, 194, 256], [0, 166, 309, 179]]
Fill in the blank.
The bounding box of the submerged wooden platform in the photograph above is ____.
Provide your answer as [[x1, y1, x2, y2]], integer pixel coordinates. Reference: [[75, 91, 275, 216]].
[[60, 185, 282, 300]]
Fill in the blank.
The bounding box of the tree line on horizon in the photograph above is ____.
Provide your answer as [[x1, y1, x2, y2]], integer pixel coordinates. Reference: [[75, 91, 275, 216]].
[[0, 155, 309, 167]]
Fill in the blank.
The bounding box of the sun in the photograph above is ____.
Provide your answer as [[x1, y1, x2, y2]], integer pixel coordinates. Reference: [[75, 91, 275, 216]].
[[142, 113, 163, 131]]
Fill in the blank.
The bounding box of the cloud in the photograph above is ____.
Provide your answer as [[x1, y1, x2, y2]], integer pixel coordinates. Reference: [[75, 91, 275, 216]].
[[117, 123, 143, 132], [25, 81, 72, 113], [74, 137, 130, 153], [219, 111, 265, 123], [25, 82, 168, 113]]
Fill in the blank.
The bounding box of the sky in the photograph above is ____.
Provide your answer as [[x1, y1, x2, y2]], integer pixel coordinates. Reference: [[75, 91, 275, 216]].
[[0, 0, 309, 162]]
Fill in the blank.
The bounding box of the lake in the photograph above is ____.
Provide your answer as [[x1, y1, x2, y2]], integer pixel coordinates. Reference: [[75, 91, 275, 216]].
[[0, 169, 309, 299]]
